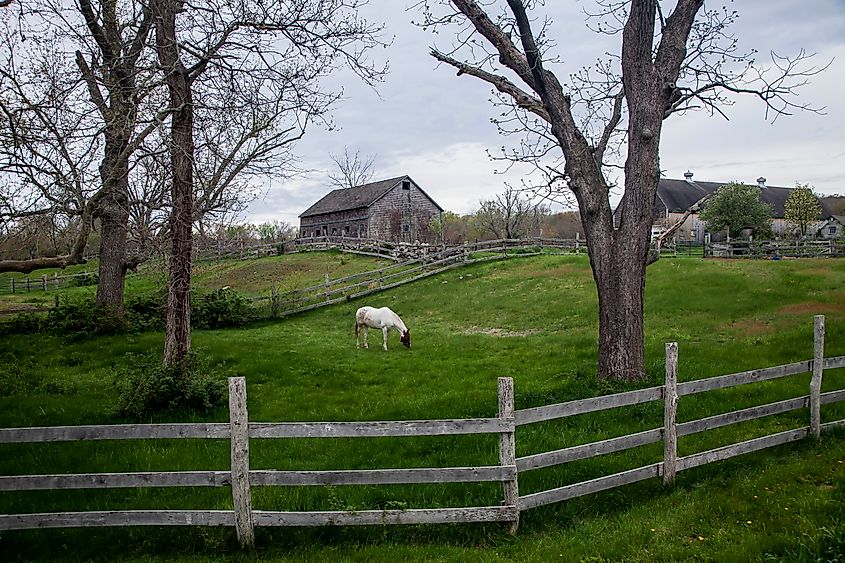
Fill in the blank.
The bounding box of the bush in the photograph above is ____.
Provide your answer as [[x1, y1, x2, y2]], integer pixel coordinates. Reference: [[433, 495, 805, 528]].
[[46, 296, 125, 339], [114, 352, 229, 419], [68, 272, 99, 287], [2, 312, 45, 334], [125, 292, 166, 331], [192, 288, 254, 329]]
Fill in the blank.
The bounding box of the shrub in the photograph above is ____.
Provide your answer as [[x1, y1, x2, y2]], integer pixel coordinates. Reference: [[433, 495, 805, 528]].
[[125, 292, 166, 331], [68, 272, 99, 287], [114, 352, 229, 419], [46, 296, 125, 339], [192, 288, 254, 329], [2, 312, 45, 334]]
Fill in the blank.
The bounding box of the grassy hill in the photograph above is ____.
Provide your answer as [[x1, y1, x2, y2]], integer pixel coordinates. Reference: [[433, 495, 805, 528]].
[[1, 254, 844, 561], [0, 250, 393, 314]]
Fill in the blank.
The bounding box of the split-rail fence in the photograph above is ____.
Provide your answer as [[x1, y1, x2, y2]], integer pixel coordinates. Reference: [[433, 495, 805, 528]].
[[255, 237, 585, 318], [1, 316, 843, 549]]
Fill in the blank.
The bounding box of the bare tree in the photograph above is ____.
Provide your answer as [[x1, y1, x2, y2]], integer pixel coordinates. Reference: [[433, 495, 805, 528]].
[[328, 146, 376, 189], [151, 0, 387, 367], [474, 187, 544, 239], [0, 1, 166, 321], [420, 0, 824, 380]]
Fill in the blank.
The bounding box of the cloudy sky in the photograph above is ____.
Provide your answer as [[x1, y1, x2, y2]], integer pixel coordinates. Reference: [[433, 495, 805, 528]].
[[245, 0, 845, 225]]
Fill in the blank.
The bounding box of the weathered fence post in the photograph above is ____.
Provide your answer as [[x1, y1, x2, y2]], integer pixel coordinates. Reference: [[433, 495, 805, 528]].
[[10, 278, 15, 294], [270, 285, 279, 319], [575, 232, 580, 255], [41, 275, 47, 291], [325, 273, 331, 303], [663, 342, 679, 486], [228, 377, 255, 549], [53, 272, 59, 289], [498, 376, 519, 534], [26, 277, 31, 292], [811, 315, 825, 439], [378, 269, 383, 288]]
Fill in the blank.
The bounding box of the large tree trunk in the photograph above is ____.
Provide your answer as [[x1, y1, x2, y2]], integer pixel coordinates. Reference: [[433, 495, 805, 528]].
[[155, 0, 195, 368], [95, 147, 130, 316]]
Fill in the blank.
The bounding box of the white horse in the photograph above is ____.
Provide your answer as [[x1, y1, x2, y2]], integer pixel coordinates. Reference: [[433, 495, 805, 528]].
[[355, 306, 411, 351]]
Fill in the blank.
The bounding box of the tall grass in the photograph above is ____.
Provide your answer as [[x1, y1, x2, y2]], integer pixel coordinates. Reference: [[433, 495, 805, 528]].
[[1, 255, 844, 561]]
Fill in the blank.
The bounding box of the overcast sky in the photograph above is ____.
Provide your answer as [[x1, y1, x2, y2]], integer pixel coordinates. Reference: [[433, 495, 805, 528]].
[[245, 0, 845, 225]]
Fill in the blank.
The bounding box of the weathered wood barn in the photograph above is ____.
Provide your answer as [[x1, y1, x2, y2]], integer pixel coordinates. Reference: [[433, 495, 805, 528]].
[[299, 175, 443, 242], [648, 172, 835, 242]]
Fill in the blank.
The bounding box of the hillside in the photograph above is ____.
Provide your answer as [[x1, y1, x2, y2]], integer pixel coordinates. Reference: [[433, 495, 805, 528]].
[[1, 254, 844, 561]]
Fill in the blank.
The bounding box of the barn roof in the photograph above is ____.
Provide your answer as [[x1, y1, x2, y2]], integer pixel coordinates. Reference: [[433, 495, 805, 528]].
[[299, 175, 443, 218], [655, 178, 833, 220]]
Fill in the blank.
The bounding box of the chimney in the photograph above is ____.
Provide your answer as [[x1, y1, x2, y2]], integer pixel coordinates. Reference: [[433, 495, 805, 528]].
[[757, 177, 767, 188], [684, 170, 694, 182]]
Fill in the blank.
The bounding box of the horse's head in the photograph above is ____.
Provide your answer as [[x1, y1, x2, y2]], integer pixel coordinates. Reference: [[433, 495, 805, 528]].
[[401, 329, 411, 348]]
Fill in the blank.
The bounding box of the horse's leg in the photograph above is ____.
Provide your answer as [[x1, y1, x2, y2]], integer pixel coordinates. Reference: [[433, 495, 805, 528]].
[[363, 326, 369, 349], [382, 327, 389, 351], [355, 321, 360, 349]]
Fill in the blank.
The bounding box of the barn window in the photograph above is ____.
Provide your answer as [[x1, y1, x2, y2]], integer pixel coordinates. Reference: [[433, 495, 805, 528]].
[[344, 225, 350, 235], [402, 180, 410, 190], [831, 226, 838, 235], [402, 223, 411, 233]]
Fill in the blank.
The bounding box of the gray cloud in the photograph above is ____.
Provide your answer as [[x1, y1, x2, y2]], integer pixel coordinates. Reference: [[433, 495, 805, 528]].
[[246, 1, 845, 224]]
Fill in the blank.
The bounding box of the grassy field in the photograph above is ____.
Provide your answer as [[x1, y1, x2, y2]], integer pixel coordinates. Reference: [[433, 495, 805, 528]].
[[1, 254, 844, 561], [0, 251, 395, 314]]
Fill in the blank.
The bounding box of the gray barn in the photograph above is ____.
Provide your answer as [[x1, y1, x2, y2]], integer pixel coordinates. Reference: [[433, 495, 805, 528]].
[[299, 176, 443, 242]]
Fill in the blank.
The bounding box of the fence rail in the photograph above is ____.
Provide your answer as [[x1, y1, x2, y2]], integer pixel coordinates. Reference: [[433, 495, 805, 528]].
[[1, 316, 843, 548], [705, 239, 845, 259]]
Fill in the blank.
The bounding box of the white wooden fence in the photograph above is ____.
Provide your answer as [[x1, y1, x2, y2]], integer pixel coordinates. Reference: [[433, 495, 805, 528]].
[[1, 316, 843, 549]]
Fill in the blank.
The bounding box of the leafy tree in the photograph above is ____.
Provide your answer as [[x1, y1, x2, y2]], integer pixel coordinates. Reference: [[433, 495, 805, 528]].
[[784, 184, 822, 238], [700, 182, 772, 239]]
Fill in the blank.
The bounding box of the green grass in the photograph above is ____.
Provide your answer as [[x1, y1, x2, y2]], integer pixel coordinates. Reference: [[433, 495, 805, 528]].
[[1, 255, 845, 561]]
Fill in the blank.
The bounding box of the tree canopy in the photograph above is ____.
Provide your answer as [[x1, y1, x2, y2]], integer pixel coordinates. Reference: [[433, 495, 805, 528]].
[[784, 184, 822, 237], [700, 183, 773, 239]]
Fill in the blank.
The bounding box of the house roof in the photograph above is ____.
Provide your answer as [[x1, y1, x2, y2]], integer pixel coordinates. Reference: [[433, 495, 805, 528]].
[[299, 175, 444, 218], [655, 178, 833, 220]]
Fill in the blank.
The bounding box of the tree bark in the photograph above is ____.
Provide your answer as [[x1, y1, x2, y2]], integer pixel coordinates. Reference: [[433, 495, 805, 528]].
[[154, 0, 194, 368], [95, 141, 131, 316]]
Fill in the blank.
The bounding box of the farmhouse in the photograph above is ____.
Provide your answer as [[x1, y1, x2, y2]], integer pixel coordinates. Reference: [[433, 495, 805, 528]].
[[649, 172, 834, 242], [816, 215, 844, 239], [299, 175, 443, 242]]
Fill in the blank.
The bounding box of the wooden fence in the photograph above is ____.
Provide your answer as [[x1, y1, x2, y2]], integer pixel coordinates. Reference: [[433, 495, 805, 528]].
[[254, 238, 585, 319], [3, 270, 97, 296], [706, 239, 845, 259], [1, 316, 843, 549]]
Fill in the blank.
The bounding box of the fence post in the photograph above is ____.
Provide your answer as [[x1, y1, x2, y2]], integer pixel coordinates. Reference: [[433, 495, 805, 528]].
[[41, 275, 47, 291], [811, 315, 825, 439], [10, 278, 15, 293], [270, 285, 279, 319], [325, 273, 331, 303], [228, 377, 255, 549], [26, 277, 31, 292], [663, 342, 679, 486], [53, 272, 59, 289], [575, 233, 580, 255], [498, 376, 519, 534]]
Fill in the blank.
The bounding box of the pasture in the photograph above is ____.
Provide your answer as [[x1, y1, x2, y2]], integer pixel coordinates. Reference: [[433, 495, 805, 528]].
[[1, 253, 844, 561]]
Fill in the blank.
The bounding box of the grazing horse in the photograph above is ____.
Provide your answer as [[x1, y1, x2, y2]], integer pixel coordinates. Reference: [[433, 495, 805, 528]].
[[355, 306, 411, 351]]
